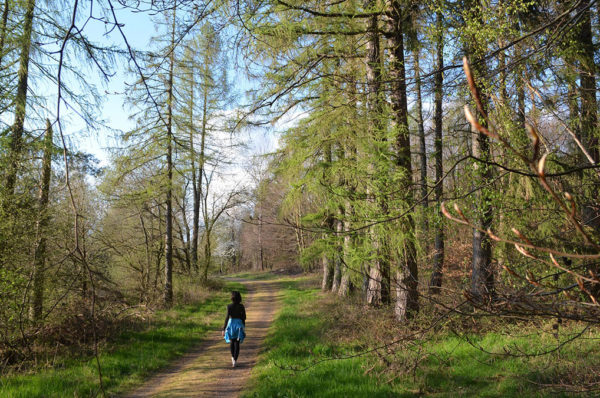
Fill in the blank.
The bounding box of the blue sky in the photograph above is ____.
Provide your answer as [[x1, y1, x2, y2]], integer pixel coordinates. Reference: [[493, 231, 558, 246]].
[[73, 5, 161, 166], [63, 2, 280, 186]]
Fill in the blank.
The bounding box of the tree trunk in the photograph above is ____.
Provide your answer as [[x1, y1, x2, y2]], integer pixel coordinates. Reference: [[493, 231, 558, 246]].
[[189, 62, 199, 273], [321, 252, 333, 291], [577, 0, 599, 229], [516, 66, 526, 127], [331, 218, 343, 293], [464, 1, 494, 301], [364, 0, 388, 307], [497, 40, 508, 105], [0, 0, 10, 70], [193, 83, 209, 273], [177, 214, 191, 273], [30, 119, 52, 321], [339, 74, 359, 299], [414, 51, 428, 238], [139, 211, 152, 304], [4, 0, 35, 197], [470, 88, 494, 300], [257, 200, 264, 270], [387, 0, 419, 320], [163, 3, 177, 308], [429, 11, 445, 294], [577, 0, 598, 163], [337, 270, 351, 297], [203, 228, 212, 280], [331, 258, 342, 293], [338, 201, 354, 297], [155, 205, 163, 291]]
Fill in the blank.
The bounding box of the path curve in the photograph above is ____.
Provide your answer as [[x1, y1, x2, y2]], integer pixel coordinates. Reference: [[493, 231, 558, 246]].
[[124, 278, 280, 397]]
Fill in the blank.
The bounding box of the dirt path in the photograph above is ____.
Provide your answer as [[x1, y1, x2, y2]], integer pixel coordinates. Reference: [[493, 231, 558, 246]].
[[124, 278, 281, 398]]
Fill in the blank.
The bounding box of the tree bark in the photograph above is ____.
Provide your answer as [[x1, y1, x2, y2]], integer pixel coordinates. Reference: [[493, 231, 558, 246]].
[[163, 3, 177, 308], [462, 1, 494, 301], [364, 0, 388, 307], [429, 11, 445, 294], [321, 252, 333, 291], [576, 0, 599, 229], [30, 119, 52, 321], [577, 0, 598, 163], [414, 50, 428, 237], [194, 82, 209, 274], [189, 60, 199, 273], [203, 227, 212, 280], [330, 256, 341, 292], [331, 218, 343, 293], [516, 67, 526, 127], [338, 210, 353, 297], [470, 87, 494, 300], [0, 0, 10, 70], [257, 196, 265, 270], [387, 0, 419, 320], [176, 211, 191, 273], [337, 268, 351, 296], [139, 210, 152, 304]]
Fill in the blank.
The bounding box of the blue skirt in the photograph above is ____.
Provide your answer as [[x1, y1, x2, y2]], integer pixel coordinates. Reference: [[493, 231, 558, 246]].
[[224, 318, 245, 343]]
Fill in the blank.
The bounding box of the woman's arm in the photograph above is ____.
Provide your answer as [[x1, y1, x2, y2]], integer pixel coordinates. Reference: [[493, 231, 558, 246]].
[[241, 305, 246, 325], [223, 305, 230, 330]]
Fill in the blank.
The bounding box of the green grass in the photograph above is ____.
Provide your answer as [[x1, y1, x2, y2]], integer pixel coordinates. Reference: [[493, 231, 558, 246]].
[[244, 279, 600, 397], [0, 281, 245, 398], [419, 325, 600, 397], [243, 279, 402, 398]]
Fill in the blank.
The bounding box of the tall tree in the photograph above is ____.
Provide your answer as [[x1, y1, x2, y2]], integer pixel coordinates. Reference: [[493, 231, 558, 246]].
[[414, 49, 428, 238], [429, 9, 445, 293], [163, 1, 178, 307], [0, 0, 11, 70], [4, 0, 35, 197], [364, 0, 390, 307], [30, 119, 53, 321], [387, 0, 419, 320], [179, 23, 230, 272], [462, 0, 494, 300], [575, 0, 599, 229]]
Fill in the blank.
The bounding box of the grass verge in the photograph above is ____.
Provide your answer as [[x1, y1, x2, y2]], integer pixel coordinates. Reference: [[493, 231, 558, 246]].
[[242, 278, 401, 398], [0, 280, 244, 398], [244, 278, 600, 397]]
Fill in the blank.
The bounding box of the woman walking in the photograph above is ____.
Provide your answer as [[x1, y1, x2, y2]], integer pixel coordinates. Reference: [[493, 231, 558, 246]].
[[222, 291, 246, 367]]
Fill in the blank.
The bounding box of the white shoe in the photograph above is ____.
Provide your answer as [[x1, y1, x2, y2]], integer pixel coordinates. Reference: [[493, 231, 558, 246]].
[[231, 357, 235, 367]]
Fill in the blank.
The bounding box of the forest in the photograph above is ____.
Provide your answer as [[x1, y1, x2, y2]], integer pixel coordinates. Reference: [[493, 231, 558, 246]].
[[1, 0, 600, 396]]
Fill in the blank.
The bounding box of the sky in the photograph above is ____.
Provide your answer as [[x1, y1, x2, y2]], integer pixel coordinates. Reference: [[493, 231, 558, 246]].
[[73, 5, 171, 166], [69, 2, 279, 180]]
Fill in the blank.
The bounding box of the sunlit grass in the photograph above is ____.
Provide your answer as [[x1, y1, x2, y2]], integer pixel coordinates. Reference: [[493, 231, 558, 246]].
[[243, 280, 401, 398], [244, 279, 600, 397]]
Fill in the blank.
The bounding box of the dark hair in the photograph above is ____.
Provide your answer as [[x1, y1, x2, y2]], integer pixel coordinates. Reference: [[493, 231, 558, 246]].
[[231, 291, 242, 304]]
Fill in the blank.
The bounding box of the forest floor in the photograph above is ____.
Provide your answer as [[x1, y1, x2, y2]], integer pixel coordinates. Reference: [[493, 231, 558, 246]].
[[123, 276, 282, 398]]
